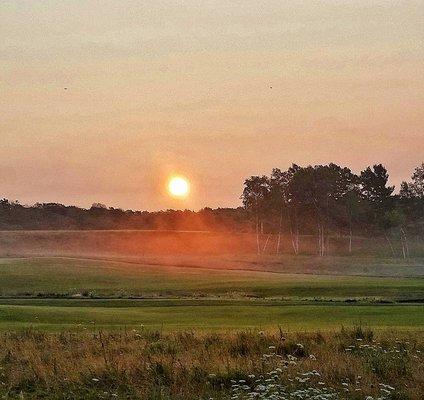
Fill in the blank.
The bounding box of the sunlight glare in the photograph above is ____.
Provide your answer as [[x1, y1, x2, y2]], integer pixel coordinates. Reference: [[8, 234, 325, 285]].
[[168, 176, 190, 198]]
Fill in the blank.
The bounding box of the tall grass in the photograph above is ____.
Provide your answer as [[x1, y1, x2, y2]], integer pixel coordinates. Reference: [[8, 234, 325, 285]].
[[0, 327, 422, 399]]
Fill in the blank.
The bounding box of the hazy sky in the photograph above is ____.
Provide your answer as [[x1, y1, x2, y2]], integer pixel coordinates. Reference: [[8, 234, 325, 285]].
[[1, 1, 423, 210]]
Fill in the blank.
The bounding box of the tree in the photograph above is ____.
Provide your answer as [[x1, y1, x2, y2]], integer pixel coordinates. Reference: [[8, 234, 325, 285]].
[[241, 175, 271, 253], [380, 209, 407, 258], [400, 163, 424, 201], [399, 162, 424, 237], [91, 203, 108, 210], [411, 163, 424, 198], [360, 164, 394, 206], [360, 164, 395, 234], [399, 181, 415, 199], [360, 164, 398, 256], [342, 189, 362, 253], [269, 166, 300, 254], [286, 164, 359, 256]]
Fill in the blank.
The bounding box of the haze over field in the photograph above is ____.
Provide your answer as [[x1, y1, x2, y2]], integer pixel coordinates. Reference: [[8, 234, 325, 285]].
[[1, 1, 423, 210]]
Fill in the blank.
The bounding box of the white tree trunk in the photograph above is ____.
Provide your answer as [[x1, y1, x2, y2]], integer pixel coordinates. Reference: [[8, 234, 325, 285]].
[[289, 209, 299, 255], [256, 216, 260, 255], [384, 232, 396, 257], [276, 209, 283, 255], [263, 234, 271, 253], [400, 228, 409, 259]]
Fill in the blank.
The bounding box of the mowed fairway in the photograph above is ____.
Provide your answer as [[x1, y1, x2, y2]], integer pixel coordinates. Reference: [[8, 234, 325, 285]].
[[0, 300, 423, 331], [0, 256, 423, 331], [0, 257, 423, 299]]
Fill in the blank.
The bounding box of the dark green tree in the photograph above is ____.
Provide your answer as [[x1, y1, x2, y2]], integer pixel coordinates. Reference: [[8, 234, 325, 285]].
[[360, 164, 394, 206], [241, 175, 271, 253]]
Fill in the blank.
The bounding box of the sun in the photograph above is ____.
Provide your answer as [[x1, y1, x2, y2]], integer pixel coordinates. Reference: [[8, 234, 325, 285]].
[[168, 176, 190, 198]]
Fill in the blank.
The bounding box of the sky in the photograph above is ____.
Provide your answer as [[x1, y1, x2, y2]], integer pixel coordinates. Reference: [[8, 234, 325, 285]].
[[1, 1, 423, 210]]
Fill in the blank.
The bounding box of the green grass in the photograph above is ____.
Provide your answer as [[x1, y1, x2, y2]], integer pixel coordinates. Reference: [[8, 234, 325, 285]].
[[0, 300, 422, 331], [0, 256, 423, 331], [0, 256, 423, 398], [0, 256, 423, 300]]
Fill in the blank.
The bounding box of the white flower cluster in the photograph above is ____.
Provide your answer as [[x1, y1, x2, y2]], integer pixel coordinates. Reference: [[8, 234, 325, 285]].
[[344, 340, 409, 357], [229, 347, 338, 400], [364, 382, 397, 400], [229, 372, 339, 400]]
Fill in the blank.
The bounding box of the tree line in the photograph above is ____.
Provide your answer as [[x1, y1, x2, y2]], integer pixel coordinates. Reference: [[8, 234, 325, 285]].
[[241, 162, 424, 257], [0, 162, 423, 256], [0, 201, 248, 232]]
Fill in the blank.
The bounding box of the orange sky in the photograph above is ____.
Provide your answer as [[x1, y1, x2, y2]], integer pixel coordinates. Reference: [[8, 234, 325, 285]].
[[1, 1, 423, 210]]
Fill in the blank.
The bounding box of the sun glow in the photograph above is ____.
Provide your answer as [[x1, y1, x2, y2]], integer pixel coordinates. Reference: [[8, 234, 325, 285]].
[[168, 176, 190, 198]]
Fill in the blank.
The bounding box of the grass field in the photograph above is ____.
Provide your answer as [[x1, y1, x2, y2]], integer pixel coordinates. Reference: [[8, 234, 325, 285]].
[[0, 300, 423, 331], [0, 255, 423, 331], [0, 234, 423, 398], [0, 327, 422, 399], [1, 256, 423, 300]]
